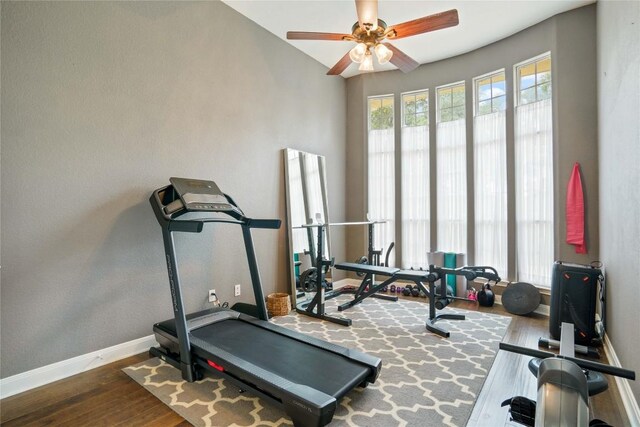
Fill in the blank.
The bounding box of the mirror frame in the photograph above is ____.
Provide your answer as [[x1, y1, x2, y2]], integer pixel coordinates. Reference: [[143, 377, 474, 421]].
[[283, 148, 331, 306]]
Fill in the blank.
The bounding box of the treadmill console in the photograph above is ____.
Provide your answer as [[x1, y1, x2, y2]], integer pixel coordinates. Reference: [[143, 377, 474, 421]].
[[169, 177, 235, 213]]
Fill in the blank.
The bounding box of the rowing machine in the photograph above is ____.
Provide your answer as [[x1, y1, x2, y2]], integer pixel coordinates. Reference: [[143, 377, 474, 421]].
[[500, 322, 635, 426]]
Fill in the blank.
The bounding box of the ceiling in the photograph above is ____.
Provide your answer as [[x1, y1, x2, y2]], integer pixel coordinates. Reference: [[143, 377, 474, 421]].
[[222, 0, 594, 78]]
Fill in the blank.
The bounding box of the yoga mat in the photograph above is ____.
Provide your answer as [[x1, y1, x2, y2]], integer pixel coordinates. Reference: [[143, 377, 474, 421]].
[[444, 252, 458, 296]]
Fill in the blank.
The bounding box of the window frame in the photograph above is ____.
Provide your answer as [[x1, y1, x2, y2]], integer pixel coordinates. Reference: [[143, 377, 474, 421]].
[[401, 89, 429, 128], [368, 94, 395, 131], [473, 69, 506, 117], [515, 52, 552, 106], [436, 81, 466, 123]]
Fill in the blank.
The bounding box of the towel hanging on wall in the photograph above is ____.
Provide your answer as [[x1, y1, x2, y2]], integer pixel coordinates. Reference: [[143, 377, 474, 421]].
[[566, 162, 586, 254]]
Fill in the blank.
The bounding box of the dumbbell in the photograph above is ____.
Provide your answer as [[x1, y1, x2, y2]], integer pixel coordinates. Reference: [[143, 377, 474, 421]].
[[411, 287, 420, 297], [402, 285, 412, 296], [390, 284, 396, 293]]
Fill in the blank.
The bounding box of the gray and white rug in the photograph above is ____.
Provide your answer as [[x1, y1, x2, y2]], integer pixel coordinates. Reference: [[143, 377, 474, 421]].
[[125, 295, 510, 427]]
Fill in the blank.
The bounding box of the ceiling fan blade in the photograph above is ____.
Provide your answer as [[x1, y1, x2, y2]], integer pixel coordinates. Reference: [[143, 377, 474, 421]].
[[387, 9, 459, 40], [383, 43, 419, 73], [287, 31, 352, 41], [327, 51, 353, 76], [355, 0, 378, 30]]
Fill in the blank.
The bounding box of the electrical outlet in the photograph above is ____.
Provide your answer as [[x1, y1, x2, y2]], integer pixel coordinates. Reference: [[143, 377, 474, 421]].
[[234, 284, 241, 297], [208, 289, 217, 303]]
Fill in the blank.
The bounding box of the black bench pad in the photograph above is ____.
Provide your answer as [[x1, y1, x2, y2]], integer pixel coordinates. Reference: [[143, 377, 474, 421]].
[[334, 263, 399, 276], [394, 270, 432, 281]]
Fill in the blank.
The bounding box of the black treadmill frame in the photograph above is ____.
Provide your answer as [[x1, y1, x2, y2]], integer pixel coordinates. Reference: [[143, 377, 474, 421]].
[[149, 182, 381, 427]]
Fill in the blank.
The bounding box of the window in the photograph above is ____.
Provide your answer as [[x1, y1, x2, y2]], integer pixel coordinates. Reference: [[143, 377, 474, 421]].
[[368, 95, 395, 265], [517, 56, 551, 105], [475, 72, 507, 115], [437, 83, 465, 122], [436, 82, 467, 254], [401, 90, 429, 268], [515, 54, 554, 286], [473, 70, 508, 277]]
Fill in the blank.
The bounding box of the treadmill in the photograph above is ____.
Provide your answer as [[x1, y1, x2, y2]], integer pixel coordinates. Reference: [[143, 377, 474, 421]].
[[149, 178, 381, 427]]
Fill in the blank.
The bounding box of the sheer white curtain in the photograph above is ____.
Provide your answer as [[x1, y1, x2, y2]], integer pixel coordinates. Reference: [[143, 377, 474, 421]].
[[368, 128, 395, 265], [474, 111, 507, 276], [401, 125, 429, 268], [515, 98, 554, 286], [436, 118, 467, 253], [303, 154, 328, 258], [304, 154, 324, 224]]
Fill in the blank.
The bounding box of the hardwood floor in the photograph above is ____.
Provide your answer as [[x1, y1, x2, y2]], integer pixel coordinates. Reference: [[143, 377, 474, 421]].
[[1, 301, 629, 426], [459, 301, 628, 427], [0, 354, 188, 427]]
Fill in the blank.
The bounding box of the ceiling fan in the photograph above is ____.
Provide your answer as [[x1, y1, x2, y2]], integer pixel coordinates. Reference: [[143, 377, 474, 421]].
[[286, 0, 459, 75]]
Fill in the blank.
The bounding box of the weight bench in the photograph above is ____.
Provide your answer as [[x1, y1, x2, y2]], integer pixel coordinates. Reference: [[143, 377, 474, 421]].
[[335, 263, 400, 307], [335, 262, 471, 338]]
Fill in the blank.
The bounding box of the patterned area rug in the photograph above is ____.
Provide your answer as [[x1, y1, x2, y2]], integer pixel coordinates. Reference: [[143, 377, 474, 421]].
[[124, 295, 510, 426]]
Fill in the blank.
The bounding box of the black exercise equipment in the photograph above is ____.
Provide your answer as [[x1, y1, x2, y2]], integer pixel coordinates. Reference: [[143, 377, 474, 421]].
[[502, 282, 540, 315], [298, 265, 332, 293], [477, 283, 495, 307], [550, 261, 605, 345], [537, 337, 600, 359], [500, 322, 635, 427], [354, 255, 369, 277], [295, 220, 395, 326], [149, 178, 381, 427], [434, 287, 454, 310], [337, 221, 398, 309], [334, 263, 501, 338], [294, 223, 352, 326]]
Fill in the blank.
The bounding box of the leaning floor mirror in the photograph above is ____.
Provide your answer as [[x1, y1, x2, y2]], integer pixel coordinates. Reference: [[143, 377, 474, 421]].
[[283, 148, 331, 306]]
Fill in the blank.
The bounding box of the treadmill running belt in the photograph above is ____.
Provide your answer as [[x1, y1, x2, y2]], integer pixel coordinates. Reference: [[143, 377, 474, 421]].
[[190, 319, 370, 398]]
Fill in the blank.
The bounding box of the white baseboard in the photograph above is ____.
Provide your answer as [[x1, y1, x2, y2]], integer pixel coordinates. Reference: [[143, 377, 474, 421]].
[[0, 335, 157, 400], [602, 335, 640, 425]]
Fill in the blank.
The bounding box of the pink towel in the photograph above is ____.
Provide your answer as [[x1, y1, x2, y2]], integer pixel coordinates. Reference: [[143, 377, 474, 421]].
[[566, 162, 586, 254]]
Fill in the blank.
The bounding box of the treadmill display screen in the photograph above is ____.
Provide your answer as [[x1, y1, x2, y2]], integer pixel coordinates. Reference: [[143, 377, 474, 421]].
[[170, 177, 234, 212]]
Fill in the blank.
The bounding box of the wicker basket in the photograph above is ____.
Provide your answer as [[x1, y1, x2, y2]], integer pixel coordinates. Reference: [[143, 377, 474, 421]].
[[267, 293, 291, 317]]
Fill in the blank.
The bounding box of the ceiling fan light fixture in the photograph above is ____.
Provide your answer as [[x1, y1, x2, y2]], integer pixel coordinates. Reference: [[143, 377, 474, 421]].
[[358, 51, 374, 71], [288, 3, 459, 76], [362, 21, 378, 33], [349, 43, 368, 63], [374, 43, 393, 64]]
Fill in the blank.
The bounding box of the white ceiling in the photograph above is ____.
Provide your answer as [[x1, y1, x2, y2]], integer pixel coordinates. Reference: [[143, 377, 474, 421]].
[[222, 0, 594, 78]]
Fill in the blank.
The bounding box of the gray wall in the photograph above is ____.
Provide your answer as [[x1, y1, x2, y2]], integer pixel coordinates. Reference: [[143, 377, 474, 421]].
[[597, 0, 640, 403], [345, 5, 598, 282], [0, 1, 346, 378]]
